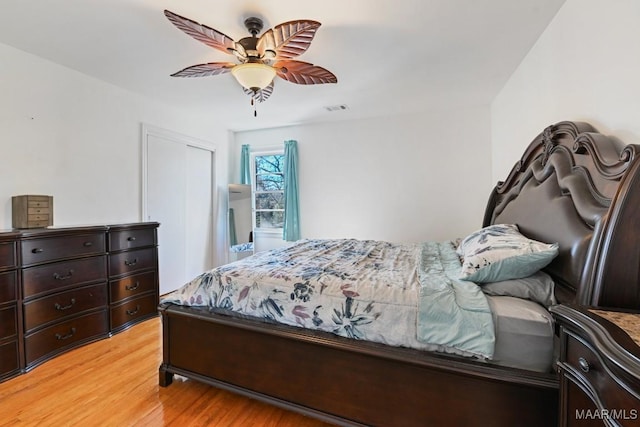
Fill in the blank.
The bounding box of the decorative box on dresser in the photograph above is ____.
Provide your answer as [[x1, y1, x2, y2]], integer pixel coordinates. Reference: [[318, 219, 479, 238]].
[[0, 232, 21, 382], [551, 305, 640, 427], [107, 223, 159, 333], [20, 226, 110, 371]]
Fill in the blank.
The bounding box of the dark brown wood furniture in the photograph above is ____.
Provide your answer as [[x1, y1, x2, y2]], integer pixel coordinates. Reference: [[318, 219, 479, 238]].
[[0, 222, 158, 382], [551, 305, 640, 427], [159, 121, 640, 426], [108, 223, 159, 333], [21, 225, 109, 370], [0, 232, 20, 382]]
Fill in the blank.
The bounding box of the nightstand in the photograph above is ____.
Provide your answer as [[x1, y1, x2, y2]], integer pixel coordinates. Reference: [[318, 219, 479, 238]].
[[550, 305, 640, 426]]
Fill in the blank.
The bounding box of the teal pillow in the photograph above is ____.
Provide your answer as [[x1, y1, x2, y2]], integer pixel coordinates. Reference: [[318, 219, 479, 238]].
[[457, 224, 559, 283]]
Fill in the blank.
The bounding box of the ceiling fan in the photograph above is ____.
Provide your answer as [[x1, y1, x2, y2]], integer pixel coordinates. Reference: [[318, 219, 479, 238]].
[[164, 10, 337, 114]]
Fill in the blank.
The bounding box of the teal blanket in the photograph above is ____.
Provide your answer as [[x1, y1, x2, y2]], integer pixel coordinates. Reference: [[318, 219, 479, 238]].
[[417, 241, 495, 358]]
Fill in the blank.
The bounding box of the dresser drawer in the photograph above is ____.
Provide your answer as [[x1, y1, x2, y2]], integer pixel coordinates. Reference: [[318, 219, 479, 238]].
[[21, 232, 105, 266], [0, 271, 17, 304], [28, 206, 50, 214], [0, 306, 17, 340], [565, 332, 639, 413], [109, 248, 156, 277], [25, 221, 50, 228], [25, 310, 108, 366], [109, 228, 156, 252], [24, 283, 107, 332], [110, 293, 157, 331], [25, 195, 50, 208], [0, 241, 17, 270], [27, 213, 50, 222], [110, 271, 157, 304], [0, 340, 19, 378], [22, 255, 107, 299]]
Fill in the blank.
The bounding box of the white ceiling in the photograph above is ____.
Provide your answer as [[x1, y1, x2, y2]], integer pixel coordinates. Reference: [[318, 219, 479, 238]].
[[0, 0, 564, 132]]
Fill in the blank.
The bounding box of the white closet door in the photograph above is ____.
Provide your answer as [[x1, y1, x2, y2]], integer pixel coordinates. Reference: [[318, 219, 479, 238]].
[[185, 145, 214, 280], [146, 134, 187, 295], [144, 127, 216, 295]]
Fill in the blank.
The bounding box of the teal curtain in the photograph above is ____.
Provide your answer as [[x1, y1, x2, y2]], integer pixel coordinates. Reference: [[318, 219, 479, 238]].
[[228, 208, 237, 246], [283, 140, 300, 241], [240, 144, 251, 185]]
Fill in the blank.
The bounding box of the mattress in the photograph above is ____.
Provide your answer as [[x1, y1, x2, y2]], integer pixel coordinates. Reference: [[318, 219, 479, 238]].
[[162, 238, 495, 359], [486, 295, 555, 372], [162, 238, 554, 372]]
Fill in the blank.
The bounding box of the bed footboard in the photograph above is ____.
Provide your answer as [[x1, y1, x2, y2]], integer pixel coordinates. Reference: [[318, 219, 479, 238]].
[[159, 304, 558, 427]]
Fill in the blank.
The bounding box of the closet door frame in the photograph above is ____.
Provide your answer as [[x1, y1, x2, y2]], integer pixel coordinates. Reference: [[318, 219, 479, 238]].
[[141, 123, 217, 293]]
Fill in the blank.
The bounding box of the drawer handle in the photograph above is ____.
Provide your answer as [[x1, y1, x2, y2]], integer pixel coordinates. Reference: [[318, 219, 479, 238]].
[[578, 357, 590, 373], [54, 298, 76, 311], [127, 236, 137, 242], [55, 327, 76, 341], [32, 248, 44, 254], [53, 270, 74, 280], [124, 258, 138, 266], [126, 305, 140, 316], [83, 241, 93, 247], [125, 281, 140, 291]]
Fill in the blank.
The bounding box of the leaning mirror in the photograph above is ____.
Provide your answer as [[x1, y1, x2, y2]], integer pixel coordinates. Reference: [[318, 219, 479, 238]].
[[228, 183, 253, 260]]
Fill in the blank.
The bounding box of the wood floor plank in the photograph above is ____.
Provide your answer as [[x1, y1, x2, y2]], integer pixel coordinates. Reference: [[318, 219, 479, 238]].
[[0, 317, 332, 426]]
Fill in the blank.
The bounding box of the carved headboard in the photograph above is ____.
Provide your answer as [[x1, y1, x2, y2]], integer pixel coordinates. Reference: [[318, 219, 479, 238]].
[[483, 121, 640, 309]]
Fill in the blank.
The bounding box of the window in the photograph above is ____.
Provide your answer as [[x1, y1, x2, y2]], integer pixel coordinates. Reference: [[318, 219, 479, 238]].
[[252, 152, 285, 229]]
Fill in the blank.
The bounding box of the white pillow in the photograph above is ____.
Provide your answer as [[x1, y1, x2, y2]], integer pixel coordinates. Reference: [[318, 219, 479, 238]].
[[457, 224, 559, 283], [480, 271, 558, 308]]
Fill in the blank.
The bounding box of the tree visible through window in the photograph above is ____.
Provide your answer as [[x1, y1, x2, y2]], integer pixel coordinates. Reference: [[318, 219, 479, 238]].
[[253, 153, 285, 229]]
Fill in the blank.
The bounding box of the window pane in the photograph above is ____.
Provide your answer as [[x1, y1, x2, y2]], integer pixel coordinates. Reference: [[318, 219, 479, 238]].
[[255, 155, 284, 175], [256, 193, 284, 210], [254, 153, 285, 229], [256, 174, 284, 191], [256, 211, 284, 228]]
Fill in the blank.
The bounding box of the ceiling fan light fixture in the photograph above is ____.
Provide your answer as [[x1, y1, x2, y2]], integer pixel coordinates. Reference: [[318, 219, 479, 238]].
[[231, 63, 276, 91]]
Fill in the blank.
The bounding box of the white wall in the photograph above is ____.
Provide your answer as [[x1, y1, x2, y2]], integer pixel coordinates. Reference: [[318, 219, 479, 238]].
[[0, 42, 230, 265], [491, 0, 640, 181], [1, 35, 497, 260], [233, 107, 493, 245]]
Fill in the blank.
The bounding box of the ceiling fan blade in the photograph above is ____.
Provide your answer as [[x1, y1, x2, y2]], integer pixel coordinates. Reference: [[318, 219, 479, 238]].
[[274, 60, 337, 85], [257, 20, 321, 60], [164, 10, 237, 55], [170, 62, 236, 78], [242, 82, 274, 103]]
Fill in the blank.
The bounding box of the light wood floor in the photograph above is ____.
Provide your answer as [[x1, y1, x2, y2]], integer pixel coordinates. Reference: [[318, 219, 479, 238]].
[[0, 317, 332, 426]]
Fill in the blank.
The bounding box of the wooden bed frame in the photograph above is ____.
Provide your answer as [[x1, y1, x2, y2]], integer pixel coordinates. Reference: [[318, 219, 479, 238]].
[[158, 121, 640, 426]]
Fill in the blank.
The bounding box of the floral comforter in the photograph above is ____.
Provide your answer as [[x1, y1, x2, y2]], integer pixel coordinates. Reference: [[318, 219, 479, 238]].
[[161, 238, 495, 358]]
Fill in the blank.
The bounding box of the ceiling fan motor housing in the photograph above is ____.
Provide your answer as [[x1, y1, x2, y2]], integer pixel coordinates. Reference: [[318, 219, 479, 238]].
[[244, 17, 264, 36], [238, 37, 259, 56]]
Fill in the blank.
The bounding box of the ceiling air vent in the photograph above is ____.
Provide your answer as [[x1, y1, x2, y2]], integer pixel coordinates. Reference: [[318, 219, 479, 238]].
[[324, 104, 349, 112]]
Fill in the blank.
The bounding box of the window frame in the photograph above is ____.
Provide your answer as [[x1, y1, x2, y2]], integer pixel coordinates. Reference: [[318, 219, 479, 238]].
[[250, 149, 285, 232]]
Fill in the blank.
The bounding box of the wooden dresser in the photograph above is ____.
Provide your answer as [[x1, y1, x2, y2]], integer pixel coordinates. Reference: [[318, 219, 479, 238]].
[[0, 222, 159, 382], [21, 226, 109, 370], [107, 223, 159, 333], [0, 232, 20, 382], [551, 305, 640, 426]]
